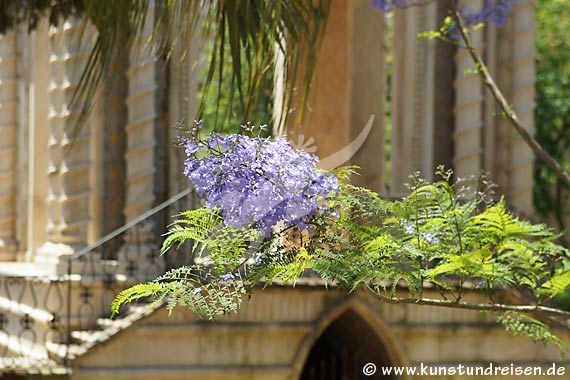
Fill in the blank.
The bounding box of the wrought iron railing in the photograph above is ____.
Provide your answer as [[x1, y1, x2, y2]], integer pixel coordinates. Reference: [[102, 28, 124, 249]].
[[0, 188, 198, 373]]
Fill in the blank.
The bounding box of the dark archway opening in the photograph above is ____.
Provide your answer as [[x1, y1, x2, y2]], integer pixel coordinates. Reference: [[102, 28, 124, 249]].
[[300, 310, 398, 380]]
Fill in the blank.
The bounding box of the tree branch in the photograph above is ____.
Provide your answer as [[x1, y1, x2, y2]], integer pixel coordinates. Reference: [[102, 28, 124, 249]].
[[369, 286, 570, 319], [450, 0, 570, 188]]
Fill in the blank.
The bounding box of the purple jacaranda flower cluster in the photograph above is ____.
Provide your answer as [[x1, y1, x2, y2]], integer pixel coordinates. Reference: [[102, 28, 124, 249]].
[[422, 232, 440, 245], [461, 0, 512, 28], [220, 273, 235, 282], [183, 129, 339, 237], [371, 0, 512, 29], [370, 0, 405, 12], [400, 221, 415, 234]]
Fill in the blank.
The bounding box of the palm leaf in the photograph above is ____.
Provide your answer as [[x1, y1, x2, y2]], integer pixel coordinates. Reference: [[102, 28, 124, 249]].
[[5, 0, 331, 132]]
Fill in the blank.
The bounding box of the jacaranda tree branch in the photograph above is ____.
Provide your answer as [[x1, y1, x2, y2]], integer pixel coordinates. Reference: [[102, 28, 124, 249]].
[[450, 0, 570, 188]]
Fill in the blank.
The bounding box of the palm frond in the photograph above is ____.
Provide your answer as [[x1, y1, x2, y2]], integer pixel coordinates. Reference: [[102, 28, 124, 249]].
[[4, 0, 331, 132]]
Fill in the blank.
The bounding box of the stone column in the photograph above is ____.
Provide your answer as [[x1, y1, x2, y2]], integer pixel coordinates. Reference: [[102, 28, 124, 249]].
[[493, 0, 535, 215], [284, 0, 386, 193], [453, 0, 486, 181], [119, 3, 165, 278], [100, 37, 128, 260], [35, 20, 93, 271], [165, 32, 200, 270], [168, 31, 199, 200], [0, 31, 18, 260], [390, 0, 442, 194], [452, 0, 534, 213]]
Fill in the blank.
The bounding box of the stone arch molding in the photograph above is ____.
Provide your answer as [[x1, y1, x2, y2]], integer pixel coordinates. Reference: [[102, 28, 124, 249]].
[[290, 292, 410, 380]]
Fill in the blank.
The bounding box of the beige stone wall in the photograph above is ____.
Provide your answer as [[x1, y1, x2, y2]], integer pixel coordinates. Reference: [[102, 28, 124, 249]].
[[124, 19, 158, 225], [167, 32, 199, 201], [29, 19, 51, 262], [72, 286, 570, 380]]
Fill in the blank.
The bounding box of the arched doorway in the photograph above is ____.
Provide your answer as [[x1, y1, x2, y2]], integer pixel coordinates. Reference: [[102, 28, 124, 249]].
[[300, 310, 399, 380]]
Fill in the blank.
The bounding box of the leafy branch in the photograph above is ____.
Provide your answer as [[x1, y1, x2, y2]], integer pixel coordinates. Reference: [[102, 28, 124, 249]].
[[113, 166, 570, 352]]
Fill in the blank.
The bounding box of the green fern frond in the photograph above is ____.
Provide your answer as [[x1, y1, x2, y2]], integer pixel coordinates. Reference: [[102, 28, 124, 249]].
[[112, 282, 167, 316], [498, 312, 566, 355], [113, 166, 570, 346], [156, 265, 204, 282], [172, 279, 247, 320], [428, 247, 509, 281], [161, 207, 224, 255], [498, 240, 547, 289], [467, 201, 552, 245], [540, 272, 570, 298], [309, 249, 360, 288], [330, 166, 359, 182]]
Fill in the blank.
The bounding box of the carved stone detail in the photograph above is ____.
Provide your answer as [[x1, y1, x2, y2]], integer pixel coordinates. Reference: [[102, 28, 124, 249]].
[[36, 20, 93, 269]]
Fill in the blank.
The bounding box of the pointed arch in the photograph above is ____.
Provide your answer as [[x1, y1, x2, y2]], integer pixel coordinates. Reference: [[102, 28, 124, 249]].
[[290, 294, 410, 380]]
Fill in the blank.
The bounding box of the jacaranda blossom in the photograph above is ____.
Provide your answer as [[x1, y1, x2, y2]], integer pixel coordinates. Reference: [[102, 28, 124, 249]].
[[461, 0, 512, 28], [370, 0, 404, 12], [371, 0, 512, 29], [183, 131, 339, 237]]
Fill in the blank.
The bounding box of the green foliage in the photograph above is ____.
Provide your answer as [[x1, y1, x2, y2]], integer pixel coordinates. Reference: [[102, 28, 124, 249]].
[[196, 33, 274, 133], [541, 272, 570, 298], [498, 312, 565, 354], [114, 168, 570, 350], [534, 0, 570, 231], [417, 16, 453, 41], [161, 207, 224, 255], [112, 265, 247, 320], [112, 282, 166, 314]]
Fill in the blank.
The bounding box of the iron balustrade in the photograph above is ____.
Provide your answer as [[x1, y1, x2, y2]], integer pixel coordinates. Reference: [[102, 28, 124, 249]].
[[0, 188, 198, 373]]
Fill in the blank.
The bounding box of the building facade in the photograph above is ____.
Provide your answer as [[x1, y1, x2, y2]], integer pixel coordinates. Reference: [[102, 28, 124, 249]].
[[0, 0, 567, 379]]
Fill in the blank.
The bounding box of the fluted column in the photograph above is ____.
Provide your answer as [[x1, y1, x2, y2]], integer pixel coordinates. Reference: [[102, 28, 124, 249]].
[[168, 31, 199, 200], [36, 20, 93, 269], [494, 0, 535, 215], [165, 32, 200, 270], [391, 1, 439, 193], [453, 0, 486, 180], [0, 31, 18, 260], [119, 3, 165, 278], [454, 1, 535, 213]]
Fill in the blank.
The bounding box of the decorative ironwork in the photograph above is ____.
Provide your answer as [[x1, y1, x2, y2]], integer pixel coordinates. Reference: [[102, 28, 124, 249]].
[[0, 188, 196, 372]]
